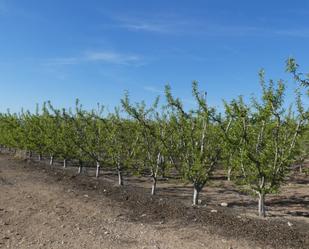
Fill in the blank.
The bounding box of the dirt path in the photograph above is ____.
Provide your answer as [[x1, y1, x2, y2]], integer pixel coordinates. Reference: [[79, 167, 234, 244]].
[[0, 155, 307, 249]]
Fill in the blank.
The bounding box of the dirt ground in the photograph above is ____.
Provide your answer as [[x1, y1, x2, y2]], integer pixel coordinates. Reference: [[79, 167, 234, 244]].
[[0, 154, 308, 249]]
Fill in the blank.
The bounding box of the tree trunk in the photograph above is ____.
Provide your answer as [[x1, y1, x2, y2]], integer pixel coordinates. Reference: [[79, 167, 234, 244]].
[[193, 185, 201, 206], [227, 167, 232, 181], [299, 164, 303, 174], [258, 192, 266, 217], [96, 161, 100, 178], [117, 162, 123, 186], [151, 153, 161, 195], [78, 165, 82, 174], [28, 150, 32, 159], [49, 155, 54, 166], [151, 176, 157, 195], [63, 159, 67, 169], [38, 154, 42, 161], [78, 160, 83, 174]]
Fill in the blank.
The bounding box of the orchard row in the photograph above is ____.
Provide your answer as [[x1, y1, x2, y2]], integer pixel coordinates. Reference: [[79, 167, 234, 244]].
[[0, 59, 308, 217]]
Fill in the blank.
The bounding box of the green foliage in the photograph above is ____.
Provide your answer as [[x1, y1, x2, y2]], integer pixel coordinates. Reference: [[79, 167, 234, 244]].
[[165, 82, 221, 203], [106, 109, 140, 172], [21, 106, 47, 156], [294, 124, 309, 172], [0, 112, 23, 149], [286, 57, 309, 88], [0, 58, 307, 215], [223, 71, 304, 206], [121, 93, 169, 185]]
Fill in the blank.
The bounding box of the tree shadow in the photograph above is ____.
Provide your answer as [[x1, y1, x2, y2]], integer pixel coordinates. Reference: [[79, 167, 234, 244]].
[[268, 195, 309, 208]]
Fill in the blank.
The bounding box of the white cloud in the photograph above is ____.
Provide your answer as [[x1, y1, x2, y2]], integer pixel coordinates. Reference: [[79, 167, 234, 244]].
[[274, 29, 309, 38], [108, 14, 192, 35], [106, 13, 309, 39], [143, 86, 163, 94], [85, 51, 141, 65], [114, 17, 261, 37], [44, 50, 143, 66], [120, 22, 173, 34]]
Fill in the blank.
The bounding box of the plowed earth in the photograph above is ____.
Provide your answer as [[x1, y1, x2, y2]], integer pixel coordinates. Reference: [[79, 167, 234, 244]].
[[0, 154, 308, 249]]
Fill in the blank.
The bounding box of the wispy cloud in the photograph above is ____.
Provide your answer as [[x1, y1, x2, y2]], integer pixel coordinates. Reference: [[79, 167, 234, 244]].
[[44, 50, 144, 66], [106, 13, 309, 38], [85, 51, 141, 65], [119, 21, 179, 34], [274, 29, 309, 38], [114, 17, 257, 37], [283, 8, 309, 16], [143, 86, 163, 94], [108, 14, 194, 35], [124, 18, 309, 38]]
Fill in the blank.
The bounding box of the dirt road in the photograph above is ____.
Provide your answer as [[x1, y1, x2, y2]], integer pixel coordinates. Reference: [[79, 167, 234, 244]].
[[0, 155, 307, 248]]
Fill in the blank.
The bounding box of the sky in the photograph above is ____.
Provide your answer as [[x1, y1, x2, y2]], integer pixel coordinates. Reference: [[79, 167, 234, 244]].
[[0, 0, 308, 113]]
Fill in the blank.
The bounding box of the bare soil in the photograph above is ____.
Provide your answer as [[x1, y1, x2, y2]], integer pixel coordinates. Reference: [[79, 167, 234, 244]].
[[0, 154, 308, 249]]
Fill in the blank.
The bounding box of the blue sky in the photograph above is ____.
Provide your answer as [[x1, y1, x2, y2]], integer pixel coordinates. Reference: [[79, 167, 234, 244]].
[[0, 0, 308, 113]]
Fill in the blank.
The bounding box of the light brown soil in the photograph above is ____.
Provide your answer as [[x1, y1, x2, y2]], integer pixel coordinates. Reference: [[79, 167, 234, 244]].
[[0, 154, 308, 249]]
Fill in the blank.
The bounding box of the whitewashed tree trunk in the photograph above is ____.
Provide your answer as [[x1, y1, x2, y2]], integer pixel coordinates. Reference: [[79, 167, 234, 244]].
[[227, 167, 232, 181], [151, 153, 161, 195], [78, 160, 83, 174], [38, 154, 42, 161], [193, 185, 200, 206], [258, 192, 266, 217], [151, 176, 157, 195], [96, 161, 100, 178], [117, 162, 123, 186], [63, 159, 67, 169], [78, 166, 82, 174], [299, 163, 303, 174], [49, 155, 54, 166]]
